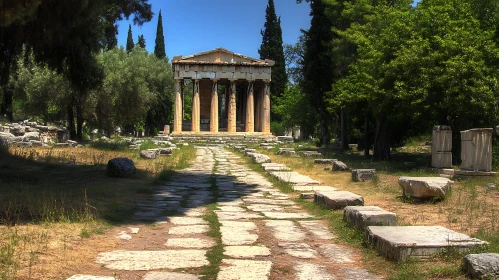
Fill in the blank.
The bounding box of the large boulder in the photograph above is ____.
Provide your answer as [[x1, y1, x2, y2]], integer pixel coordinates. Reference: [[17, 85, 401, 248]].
[[332, 160, 348, 171], [140, 149, 159, 159], [106, 158, 137, 177], [11, 124, 25, 136], [250, 153, 271, 164], [463, 253, 499, 279], [398, 177, 453, 199]]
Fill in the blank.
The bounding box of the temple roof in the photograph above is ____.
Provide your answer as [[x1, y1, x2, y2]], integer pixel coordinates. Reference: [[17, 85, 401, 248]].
[[172, 48, 275, 66]]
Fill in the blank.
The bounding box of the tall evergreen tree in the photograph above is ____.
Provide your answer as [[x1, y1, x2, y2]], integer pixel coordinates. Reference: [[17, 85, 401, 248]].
[[154, 10, 166, 59], [126, 24, 134, 52], [259, 0, 288, 108], [103, 22, 118, 50], [137, 34, 146, 49]]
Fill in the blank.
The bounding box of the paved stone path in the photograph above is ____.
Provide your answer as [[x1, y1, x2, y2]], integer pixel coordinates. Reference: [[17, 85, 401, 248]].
[[68, 146, 382, 280]]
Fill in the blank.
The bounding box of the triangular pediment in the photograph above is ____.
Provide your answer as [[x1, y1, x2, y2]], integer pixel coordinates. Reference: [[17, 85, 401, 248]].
[[172, 48, 274, 66]]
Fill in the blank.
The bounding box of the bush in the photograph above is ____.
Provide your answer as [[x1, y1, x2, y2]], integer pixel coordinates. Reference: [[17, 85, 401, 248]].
[[271, 121, 285, 136]]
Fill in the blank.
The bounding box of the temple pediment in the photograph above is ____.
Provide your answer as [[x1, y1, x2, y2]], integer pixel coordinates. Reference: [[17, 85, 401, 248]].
[[172, 48, 275, 66]]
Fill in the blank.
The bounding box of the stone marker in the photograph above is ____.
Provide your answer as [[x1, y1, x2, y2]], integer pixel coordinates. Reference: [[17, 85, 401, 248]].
[[398, 177, 453, 198], [314, 190, 364, 209], [343, 206, 397, 230], [332, 160, 348, 171], [366, 226, 487, 261], [463, 253, 499, 279], [352, 169, 376, 182], [314, 159, 337, 165], [66, 275, 115, 280], [106, 158, 136, 177]]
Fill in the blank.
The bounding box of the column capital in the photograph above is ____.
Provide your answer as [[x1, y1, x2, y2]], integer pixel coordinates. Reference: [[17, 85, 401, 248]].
[[211, 78, 220, 82], [263, 79, 271, 84], [174, 77, 184, 81], [247, 79, 255, 83], [228, 78, 237, 82]]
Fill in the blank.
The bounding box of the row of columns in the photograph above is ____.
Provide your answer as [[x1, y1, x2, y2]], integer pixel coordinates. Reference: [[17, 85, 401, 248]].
[[173, 78, 270, 134]]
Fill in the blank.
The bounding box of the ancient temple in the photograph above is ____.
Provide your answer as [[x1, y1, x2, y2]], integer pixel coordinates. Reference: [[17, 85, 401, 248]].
[[170, 48, 273, 139]]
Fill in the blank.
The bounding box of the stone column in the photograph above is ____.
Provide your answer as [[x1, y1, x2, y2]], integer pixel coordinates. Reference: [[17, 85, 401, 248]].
[[192, 79, 200, 133], [228, 80, 237, 133], [259, 86, 265, 133], [181, 81, 185, 121], [245, 81, 254, 132], [263, 81, 271, 133], [210, 79, 219, 133], [255, 88, 261, 132], [173, 79, 183, 133]]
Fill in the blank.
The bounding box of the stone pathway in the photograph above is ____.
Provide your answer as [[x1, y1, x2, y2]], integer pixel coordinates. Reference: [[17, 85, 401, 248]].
[[67, 146, 382, 280]]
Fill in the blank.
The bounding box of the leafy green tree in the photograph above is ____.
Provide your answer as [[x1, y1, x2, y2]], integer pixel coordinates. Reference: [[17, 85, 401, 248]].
[[259, 0, 288, 117], [126, 24, 135, 53], [154, 9, 166, 59], [137, 34, 146, 49]]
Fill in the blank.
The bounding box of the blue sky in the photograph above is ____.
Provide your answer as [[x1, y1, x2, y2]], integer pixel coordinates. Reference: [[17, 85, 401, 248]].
[[117, 0, 311, 59]]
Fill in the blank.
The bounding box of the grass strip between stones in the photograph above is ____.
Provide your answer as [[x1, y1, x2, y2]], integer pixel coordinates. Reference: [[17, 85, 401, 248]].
[[200, 155, 223, 280]]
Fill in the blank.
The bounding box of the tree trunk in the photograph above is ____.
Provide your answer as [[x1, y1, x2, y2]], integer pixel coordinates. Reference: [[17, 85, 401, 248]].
[[67, 103, 76, 140], [364, 112, 369, 157], [1, 87, 13, 121], [320, 108, 330, 147], [340, 110, 349, 150], [76, 103, 84, 141], [373, 116, 390, 161]]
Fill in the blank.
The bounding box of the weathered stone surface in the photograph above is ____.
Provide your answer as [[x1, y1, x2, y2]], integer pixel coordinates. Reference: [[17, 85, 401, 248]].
[[170, 217, 208, 225], [277, 148, 296, 156], [300, 192, 315, 199], [165, 238, 215, 248], [220, 221, 258, 245], [314, 191, 364, 209], [352, 169, 376, 182], [66, 275, 115, 280], [319, 244, 355, 263], [279, 242, 319, 258], [106, 158, 136, 177], [295, 263, 336, 280], [463, 253, 499, 279], [341, 268, 382, 280], [398, 177, 453, 198], [142, 272, 199, 280], [168, 225, 209, 235], [224, 245, 271, 258], [264, 220, 306, 242], [0, 132, 15, 147], [344, 206, 397, 230], [314, 159, 337, 165], [263, 165, 291, 171], [300, 151, 322, 157], [249, 153, 271, 164], [332, 161, 348, 171], [298, 221, 336, 240], [366, 226, 488, 261], [269, 171, 319, 185], [215, 211, 263, 220], [218, 259, 272, 280], [277, 136, 294, 142], [22, 131, 40, 141], [95, 250, 208, 270], [244, 148, 257, 155], [262, 212, 313, 219], [246, 204, 283, 212], [140, 149, 159, 159], [292, 185, 337, 192]]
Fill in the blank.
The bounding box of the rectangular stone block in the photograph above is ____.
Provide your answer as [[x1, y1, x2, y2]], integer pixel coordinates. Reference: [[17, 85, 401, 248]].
[[366, 226, 488, 262], [269, 171, 319, 185], [314, 191, 364, 209], [431, 152, 452, 168], [293, 185, 337, 192], [461, 128, 493, 171], [351, 169, 376, 182], [314, 159, 337, 165], [432, 127, 452, 152], [343, 206, 396, 230]]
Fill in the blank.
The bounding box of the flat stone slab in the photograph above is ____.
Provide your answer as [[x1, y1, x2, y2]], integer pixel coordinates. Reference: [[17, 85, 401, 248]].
[[293, 185, 337, 192], [344, 206, 397, 230], [264, 220, 306, 242], [314, 191, 364, 209], [262, 212, 313, 219], [217, 206, 246, 212], [463, 253, 499, 279], [295, 263, 336, 280], [341, 268, 382, 280], [66, 276, 115, 280], [224, 245, 271, 258], [95, 250, 208, 270], [398, 177, 453, 198], [168, 225, 209, 235], [319, 244, 355, 263], [142, 272, 199, 280], [165, 238, 215, 248], [246, 204, 283, 212], [279, 243, 319, 258], [215, 211, 263, 220], [298, 221, 335, 240], [268, 171, 320, 185], [264, 165, 292, 171], [220, 221, 259, 245], [242, 198, 295, 205], [217, 259, 272, 280], [366, 226, 488, 261], [170, 217, 208, 225], [352, 169, 376, 182]]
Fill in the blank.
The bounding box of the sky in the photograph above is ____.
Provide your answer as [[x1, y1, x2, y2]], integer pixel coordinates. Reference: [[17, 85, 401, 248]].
[[117, 0, 312, 59]]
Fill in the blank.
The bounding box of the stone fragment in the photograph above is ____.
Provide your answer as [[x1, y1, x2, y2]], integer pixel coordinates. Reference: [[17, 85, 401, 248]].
[[95, 250, 208, 270], [300, 151, 322, 157], [366, 226, 488, 261], [0, 132, 15, 147], [398, 176, 453, 198], [116, 231, 132, 240], [277, 148, 296, 155], [248, 153, 271, 164], [23, 131, 40, 141], [314, 159, 337, 165], [344, 206, 397, 230], [142, 272, 199, 280], [168, 225, 209, 235], [106, 158, 136, 177], [66, 275, 115, 280], [352, 169, 376, 182], [332, 161, 348, 171], [269, 171, 319, 185], [217, 259, 272, 280], [140, 149, 159, 159], [165, 238, 215, 248], [293, 185, 337, 192], [463, 253, 499, 279], [314, 191, 364, 209], [224, 245, 271, 258], [277, 136, 294, 142]]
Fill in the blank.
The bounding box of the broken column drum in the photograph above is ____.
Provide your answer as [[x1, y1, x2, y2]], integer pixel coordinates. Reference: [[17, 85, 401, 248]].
[[431, 125, 452, 168], [171, 48, 274, 136], [461, 128, 493, 171]]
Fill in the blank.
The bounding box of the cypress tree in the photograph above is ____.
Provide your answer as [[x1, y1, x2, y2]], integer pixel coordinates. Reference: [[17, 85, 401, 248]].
[[154, 10, 166, 59], [126, 24, 134, 52], [103, 22, 118, 50], [258, 0, 288, 105], [137, 34, 146, 49]]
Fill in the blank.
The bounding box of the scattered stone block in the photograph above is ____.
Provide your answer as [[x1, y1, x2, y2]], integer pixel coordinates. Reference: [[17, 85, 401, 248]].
[[244, 148, 256, 155], [106, 158, 136, 177], [300, 193, 315, 199], [249, 153, 271, 164], [269, 171, 320, 185], [398, 177, 453, 199], [463, 253, 499, 279], [332, 160, 348, 171], [263, 164, 290, 171], [314, 159, 337, 165], [343, 206, 397, 230], [314, 190, 364, 209], [140, 149, 159, 159], [300, 151, 322, 157], [277, 136, 293, 142], [22, 131, 40, 141], [292, 185, 337, 192], [366, 226, 488, 262], [352, 169, 376, 182], [277, 148, 296, 156]]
